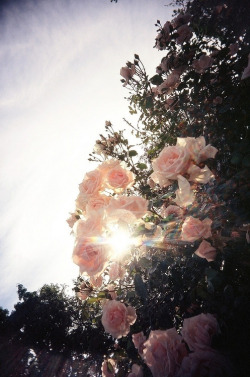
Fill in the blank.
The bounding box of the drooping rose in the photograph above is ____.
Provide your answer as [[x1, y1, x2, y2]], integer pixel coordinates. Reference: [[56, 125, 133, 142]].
[[128, 364, 143, 377], [132, 331, 146, 356], [194, 240, 217, 262], [241, 53, 250, 80], [174, 175, 195, 208], [181, 217, 212, 242], [101, 300, 137, 339], [73, 238, 110, 276], [192, 54, 214, 73], [181, 313, 219, 351], [177, 136, 218, 164], [187, 164, 215, 184], [120, 65, 136, 85], [176, 24, 193, 44], [99, 159, 135, 193], [143, 328, 188, 377], [107, 196, 148, 219], [160, 204, 184, 218], [101, 358, 116, 377], [109, 262, 126, 281], [151, 145, 190, 187], [177, 349, 233, 377]]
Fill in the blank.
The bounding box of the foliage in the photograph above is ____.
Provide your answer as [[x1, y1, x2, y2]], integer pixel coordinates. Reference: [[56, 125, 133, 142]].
[[1, 1, 250, 377]]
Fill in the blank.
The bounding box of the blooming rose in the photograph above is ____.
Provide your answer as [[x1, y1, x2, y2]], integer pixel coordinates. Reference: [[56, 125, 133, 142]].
[[187, 164, 215, 184], [177, 136, 218, 164], [181, 313, 219, 351], [120, 65, 136, 85], [101, 300, 137, 338], [128, 364, 143, 377], [132, 331, 146, 356], [176, 24, 193, 44], [181, 217, 212, 242], [73, 239, 110, 276], [151, 145, 190, 187], [194, 240, 217, 262], [73, 217, 103, 238], [143, 328, 188, 377], [107, 196, 148, 219], [213, 96, 223, 105], [101, 358, 116, 377], [160, 204, 184, 218], [177, 349, 233, 377], [109, 262, 126, 281], [192, 54, 214, 73], [174, 175, 195, 208], [157, 71, 180, 93], [99, 159, 135, 193], [85, 193, 110, 218], [78, 169, 103, 197], [241, 53, 250, 80], [66, 212, 79, 228]]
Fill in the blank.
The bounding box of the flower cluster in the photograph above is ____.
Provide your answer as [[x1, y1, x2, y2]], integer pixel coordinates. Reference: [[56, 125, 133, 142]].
[[131, 314, 231, 377]]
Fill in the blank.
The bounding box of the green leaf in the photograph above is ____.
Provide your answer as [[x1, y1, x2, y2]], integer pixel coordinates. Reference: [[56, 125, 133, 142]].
[[129, 150, 138, 157], [145, 96, 154, 109], [137, 163, 147, 170], [149, 74, 164, 85], [134, 273, 147, 300]]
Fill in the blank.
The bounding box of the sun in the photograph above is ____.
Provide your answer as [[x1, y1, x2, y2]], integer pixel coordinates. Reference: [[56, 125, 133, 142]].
[[107, 227, 135, 259]]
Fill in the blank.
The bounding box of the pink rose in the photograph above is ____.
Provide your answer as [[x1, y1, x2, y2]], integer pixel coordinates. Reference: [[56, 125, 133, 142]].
[[181, 313, 219, 351], [181, 217, 212, 242], [192, 54, 214, 73], [194, 240, 217, 262], [66, 212, 79, 228], [157, 71, 180, 93], [228, 43, 239, 56], [132, 331, 146, 356], [99, 159, 135, 193], [101, 358, 116, 377], [177, 136, 218, 164], [143, 328, 188, 377], [120, 65, 136, 85], [176, 24, 193, 44], [172, 12, 191, 29], [78, 169, 103, 197], [155, 22, 171, 50], [213, 96, 223, 105], [187, 164, 215, 184], [89, 274, 103, 287], [85, 193, 110, 218], [101, 300, 137, 338], [177, 349, 232, 377], [107, 196, 148, 219], [160, 204, 184, 218], [151, 145, 190, 187], [241, 54, 250, 80], [109, 262, 126, 281], [72, 239, 110, 276], [73, 217, 103, 238], [174, 175, 195, 208], [128, 364, 143, 377]]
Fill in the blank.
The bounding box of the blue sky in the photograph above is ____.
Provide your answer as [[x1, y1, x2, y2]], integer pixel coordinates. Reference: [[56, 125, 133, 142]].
[[0, 0, 173, 311]]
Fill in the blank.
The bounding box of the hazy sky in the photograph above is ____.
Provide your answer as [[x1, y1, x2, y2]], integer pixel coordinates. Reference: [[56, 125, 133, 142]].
[[0, 0, 172, 311]]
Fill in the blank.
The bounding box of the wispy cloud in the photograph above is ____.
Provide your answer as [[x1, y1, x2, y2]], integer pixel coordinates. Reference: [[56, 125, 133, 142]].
[[0, 0, 172, 310]]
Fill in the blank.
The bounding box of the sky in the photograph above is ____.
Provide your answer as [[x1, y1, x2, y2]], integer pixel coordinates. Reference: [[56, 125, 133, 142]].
[[0, 0, 173, 311]]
